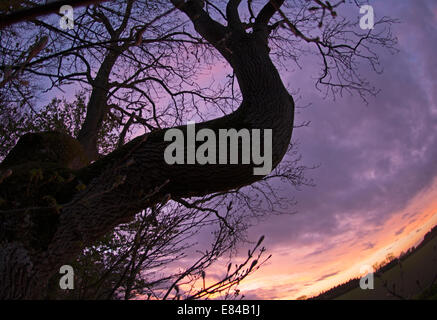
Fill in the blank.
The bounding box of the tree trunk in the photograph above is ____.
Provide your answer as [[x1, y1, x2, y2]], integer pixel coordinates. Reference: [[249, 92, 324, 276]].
[[77, 49, 120, 161], [0, 6, 294, 299]]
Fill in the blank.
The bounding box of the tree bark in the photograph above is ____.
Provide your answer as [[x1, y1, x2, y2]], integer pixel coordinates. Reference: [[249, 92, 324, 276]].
[[0, 1, 294, 299], [77, 48, 120, 161]]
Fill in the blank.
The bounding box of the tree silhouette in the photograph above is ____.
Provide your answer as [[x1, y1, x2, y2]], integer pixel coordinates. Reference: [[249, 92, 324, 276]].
[[0, 0, 395, 299]]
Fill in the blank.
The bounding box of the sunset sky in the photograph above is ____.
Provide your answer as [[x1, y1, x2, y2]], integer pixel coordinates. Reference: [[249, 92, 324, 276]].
[[200, 0, 437, 299]]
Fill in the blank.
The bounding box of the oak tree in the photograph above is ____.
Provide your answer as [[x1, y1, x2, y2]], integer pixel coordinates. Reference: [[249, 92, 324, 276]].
[[0, 0, 395, 299]]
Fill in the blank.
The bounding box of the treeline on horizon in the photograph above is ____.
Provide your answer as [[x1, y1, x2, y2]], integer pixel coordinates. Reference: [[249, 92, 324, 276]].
[[310, 223, 437, 300]]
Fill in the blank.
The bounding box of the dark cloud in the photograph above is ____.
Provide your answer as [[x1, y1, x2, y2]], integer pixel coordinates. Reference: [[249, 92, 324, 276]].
[[303, 248, 329, 259], [240, 291, 264, 300], [315, 271, 340, 282], [303, 282, 316, 287], [302, 241, 339, 259], [242, 285, 299, 300], [363, 242, 376, 250], [402, 212, 412, 219], [395, 227, 406, 236]]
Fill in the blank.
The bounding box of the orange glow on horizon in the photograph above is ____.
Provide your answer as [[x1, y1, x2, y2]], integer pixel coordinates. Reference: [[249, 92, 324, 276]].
[[217, 177, 437, 300]]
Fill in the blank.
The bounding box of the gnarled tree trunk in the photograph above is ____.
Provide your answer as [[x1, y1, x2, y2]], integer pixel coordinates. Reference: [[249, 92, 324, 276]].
[[0, 0, 293, 299]]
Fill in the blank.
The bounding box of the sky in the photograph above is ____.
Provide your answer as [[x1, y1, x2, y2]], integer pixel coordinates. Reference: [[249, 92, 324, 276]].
[[204, 0, 437, 299]]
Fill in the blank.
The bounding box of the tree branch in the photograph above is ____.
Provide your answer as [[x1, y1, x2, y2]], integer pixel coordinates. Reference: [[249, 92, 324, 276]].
[[170, 0, 228, 56], [255, 0, 285, 26], [0, 0, 111, 29], [226, 0, 243, 30]]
